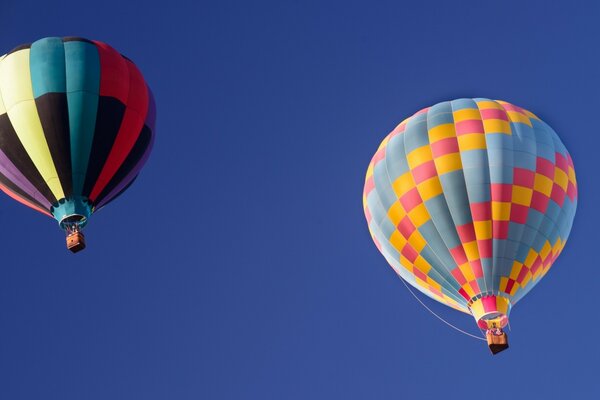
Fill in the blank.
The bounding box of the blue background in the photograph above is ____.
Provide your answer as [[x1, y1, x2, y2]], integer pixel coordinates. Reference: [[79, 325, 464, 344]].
[[0, 1, 597, 398]]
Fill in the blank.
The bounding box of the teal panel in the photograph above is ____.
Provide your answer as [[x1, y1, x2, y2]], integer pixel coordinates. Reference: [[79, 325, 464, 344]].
[[64, 41, 100, 195], [30, 37, 66, 97]]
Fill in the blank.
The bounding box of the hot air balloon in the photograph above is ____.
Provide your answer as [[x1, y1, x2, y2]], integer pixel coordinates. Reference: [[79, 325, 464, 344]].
[[0, 37, 155, 252], [363, 99, 577, 354]]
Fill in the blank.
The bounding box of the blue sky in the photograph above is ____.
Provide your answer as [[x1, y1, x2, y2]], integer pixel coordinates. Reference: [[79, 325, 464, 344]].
[[0, 1, 598, 399]]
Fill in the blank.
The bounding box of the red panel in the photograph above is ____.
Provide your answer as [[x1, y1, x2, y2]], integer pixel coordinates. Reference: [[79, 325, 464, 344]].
[[0, 183, 51, 217], [458, 288, 470, 301], [455, 119, 484, 135], [431, 137, 459, 157], [516, 267, 529, 284], [413, 267, 427, 282], [470, 202, 491, 221], [567, 182, 577, 201], [401, 244, 418, 263], [480, 108, 508, 121], [470, 260, 483, 278], [89, 61, 149, 201], [536, 157, 555, 179], [372, 147, 386, 166], [513, 167, 535, 188], [477, 239, 492, 258], [504, 279, 515, 294], [449, 246, 467, 265], [554, 152, 568, 171], [399, 187, 422, 211], [364, 176, 375, 195], [491, 183, 513, 202], [411, 160, 437, 184], [492, 220, 509, 239], [94, 41, 129, 103], [481, 296, 496, 312], [451, 268, 467, 285], [510, 203, 529, 224], [397, 216, 416, 237], [550, 184, 566, 207], [531, 191, 549, 213], [456, 223, 476, 243]]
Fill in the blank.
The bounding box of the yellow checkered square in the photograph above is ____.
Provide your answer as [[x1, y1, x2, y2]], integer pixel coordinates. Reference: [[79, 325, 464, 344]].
[[453, 108, 480, 122], [534, 173, 553, 196], [457, 133, 487, 151], [512, 186, 533, 206], [491, 201, 511, 221], [417, 177, 443, 201], [407, 145, 433, 168], [392, 172, 415, 197], [483, 119, 511, 135], [428, 123, 456, 142], [434, 153, 462, 174]]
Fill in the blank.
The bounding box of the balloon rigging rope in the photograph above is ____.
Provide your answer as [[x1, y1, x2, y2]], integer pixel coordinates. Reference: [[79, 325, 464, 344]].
[[398, 276, 487, 341]]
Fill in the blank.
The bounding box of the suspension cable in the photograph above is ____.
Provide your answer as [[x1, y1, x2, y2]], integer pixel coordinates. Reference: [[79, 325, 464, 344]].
[[398, 276, 487, 341]]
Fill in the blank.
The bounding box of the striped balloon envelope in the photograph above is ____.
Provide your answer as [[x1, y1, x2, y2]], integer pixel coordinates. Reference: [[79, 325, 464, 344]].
[[363, 99, 577, 350], [0, 37, 155, 252]]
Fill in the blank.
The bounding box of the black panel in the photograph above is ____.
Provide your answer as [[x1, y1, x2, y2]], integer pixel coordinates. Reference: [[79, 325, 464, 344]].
[[95, 124, 152, 205], [0, 114, 57, 203], [35, 93, 73, 197], [62, 37, 94, 44], [97, 175, 138, 209], [82, 96, 126, 196], [7, 43, 32, 55]]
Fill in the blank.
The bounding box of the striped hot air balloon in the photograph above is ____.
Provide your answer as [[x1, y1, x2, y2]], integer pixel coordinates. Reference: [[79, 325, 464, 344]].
[[363, 98, 577, 354], [0, 37, 155, 252]]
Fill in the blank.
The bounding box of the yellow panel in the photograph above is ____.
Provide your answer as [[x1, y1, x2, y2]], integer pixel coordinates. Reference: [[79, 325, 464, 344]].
[[540, 241, 551, 260], [413, 255, 431, 274], [392, 172, 415, 197], [376, 135, 390, 151], [524, 249, 538, 267], [417, 176, 442, 201], [6, 101, 64, 199], [496, 297, 510, 315], [457, 133, 487, 151], [521, 271, 532, 288], [463, 241, 480, 261], [461, 283, 475, 299], [365, 163, 374, 180], [415, 276, 429, 290], [473, 221, 492, 240], [554, 168, 568, 191], [522, 109, 539, 120], [552, 239, 562, 257], [406, 145, 433, 168], [434, 153, 462, 174], [483, 119, 511, 135], [509, 282, 519, 296], [426, 277, 442, 291], [0, 50, 34, 108], [534, 173, 553, 196], [453, 108, 480, 122], [389, 231, 407, 251], [568, 166, 576, 184], [476, 100, 503, 110], [399, 255, 412, 271], [407, 203, 429, 227], [512, 186, 533, 206], [428, 123, 456, 142], [387, 201, 406, 225], [459, 263, 475, 281], [499, 277, 508, 293], [469, 299, 485, 318], [491, 201, 510, 221], [408, 231, 426, 252], [506, 111, 532, 126], [509, 261, 523, 280]]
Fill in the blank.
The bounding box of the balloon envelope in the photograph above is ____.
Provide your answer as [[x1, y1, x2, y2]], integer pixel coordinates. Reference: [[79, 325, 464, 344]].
[[363, 99, 577, 329], [0, 37, 155, 232]]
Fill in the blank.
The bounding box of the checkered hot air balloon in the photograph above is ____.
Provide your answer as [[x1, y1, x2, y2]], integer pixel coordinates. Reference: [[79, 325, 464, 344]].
[[363, 99, 577, 354], [0, 37, 155, 252]]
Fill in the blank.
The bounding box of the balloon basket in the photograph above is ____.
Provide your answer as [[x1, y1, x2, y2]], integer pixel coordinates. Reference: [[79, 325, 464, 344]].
[[486, 330, 509, 355], [66, 231, 86, 253]]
